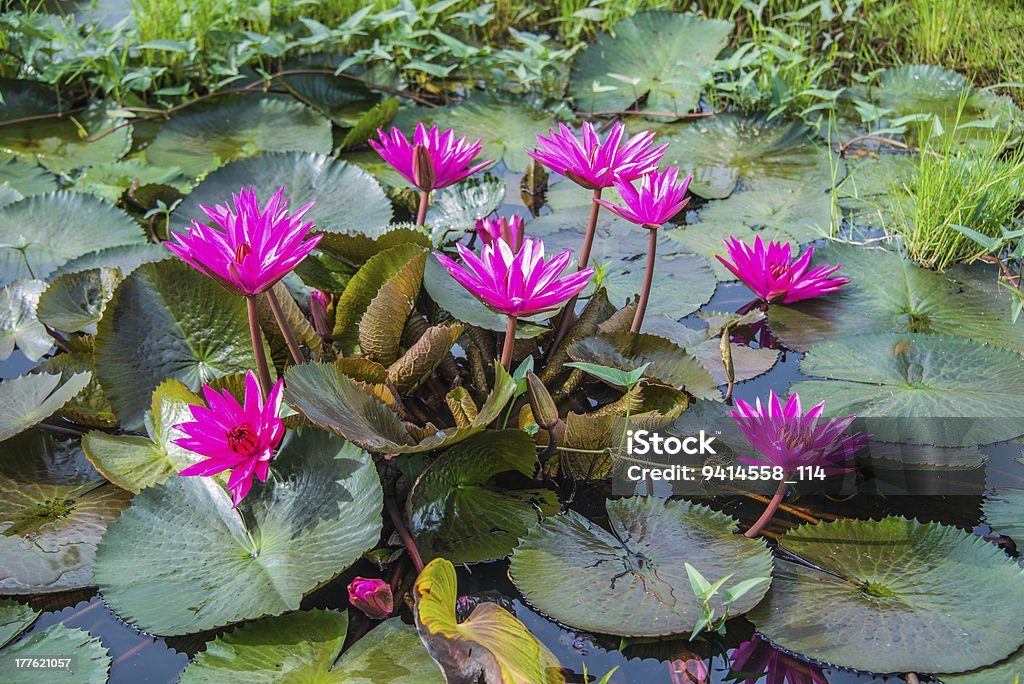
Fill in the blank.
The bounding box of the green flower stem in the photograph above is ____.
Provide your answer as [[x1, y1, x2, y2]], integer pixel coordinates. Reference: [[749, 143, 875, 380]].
[[246, 295, 273, 397], [631, 226, 658, 333], [501, 315, 517, 371], [265, 288, 303, 365], [744, 478, 789, 538], [416, 189, 430, 226]]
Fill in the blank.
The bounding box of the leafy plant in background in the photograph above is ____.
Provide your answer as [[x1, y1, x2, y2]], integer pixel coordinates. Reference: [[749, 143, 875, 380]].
[[953, 222, 1024, 321], [684, 562, 770, 640]]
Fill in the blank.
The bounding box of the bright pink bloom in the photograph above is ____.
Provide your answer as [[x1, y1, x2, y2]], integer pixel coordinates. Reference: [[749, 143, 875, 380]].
[[174, 370, 285, 507], [476, 215, 524, 251], [527, 121, 667, 190], [348, 577, 394, 619], [595, 166, 692, 228], [166, 186, 321, 297], [731, 391, 868, 474], [716, 236, 848, 304], [370, 123, 493, 191], [435, 237, 594, 318]]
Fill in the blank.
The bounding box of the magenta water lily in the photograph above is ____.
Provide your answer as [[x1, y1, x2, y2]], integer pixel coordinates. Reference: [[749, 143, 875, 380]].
[[717, 236, 849, 304], [348, 577, 394, 620], [174, 370, 285, 507], [476, 215, 524, 251]]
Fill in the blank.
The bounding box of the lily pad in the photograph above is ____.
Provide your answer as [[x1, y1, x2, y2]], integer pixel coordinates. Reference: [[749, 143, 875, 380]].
[[180, 610, 442, 683], [984, 488, 1024, 540], [768, 244, 1024, 352], [36, 339, 117, 429], [0, 599, 38, 648], [73, 161, 190, 204], [793, 333, 1024, 446], [748, 517, 1024, 674], [0, 372, 92, 442], [36, 268, 121, 334], [94, 260, 264, 430], [424, 176, 506, 241], [0, 192, 147, 285], [646, 114, 840, 199], [51, 243, 172, 279], [0, 279, 50, 362], [1, 623, 110, 683], [281, 70, 379, 127], [0, 430, 132, 594], [940, 643, 1024, 684], [415, 557, 563, 684], [570, 12, 732, 116], [146, 96, 333, 177], [170, 152, 392, 236], [409, 430, 559, 565], [510, 497, 772, 636], [284, 361, 515, 454], [94, 429, 382, 635], [0, 155, 56, 197]]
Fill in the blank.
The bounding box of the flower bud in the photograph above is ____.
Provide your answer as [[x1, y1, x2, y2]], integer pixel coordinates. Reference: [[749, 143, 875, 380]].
[[526, 372, 559, 431], [348, 577, 393, 620], [413, 143, 436, 191], [309, 290, 331, 340]]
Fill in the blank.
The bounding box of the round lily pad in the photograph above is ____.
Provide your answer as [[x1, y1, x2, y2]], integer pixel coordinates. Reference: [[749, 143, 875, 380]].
[[748, 517, 1024, 674], [0, 599, 38, 647], [423, 176, 506, 240], [2, 623, 110, 683], [51, 243, 172, 280], [0, 155, 56, 197], [0, 100, 131, 173], [0, 192, 147, 285], [0, 279, 50, 362], [768, 243, 1024, 352], [409, 430, 559, 565], [170, 152, 392, 236], [510, 497, 772, 636], [984, 488, 1024, 540], [281, 70, 380, 126], [793, 333, 1024, 446], [0, 431, 132, 594], [570, 12, 732, 116], [94, 429, 383, 635], [146, 96, 333, 178], [0, 372, 92, 443], [36, 268, 121, 334], [940, 643, 1024, 683]]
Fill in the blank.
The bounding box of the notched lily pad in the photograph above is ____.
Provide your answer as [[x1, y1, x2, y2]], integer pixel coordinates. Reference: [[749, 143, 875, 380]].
[[0, 279, 50, 361], [36, 268, 121, 334], [1, 623, 110, 683], [0, 372, 92, 442]]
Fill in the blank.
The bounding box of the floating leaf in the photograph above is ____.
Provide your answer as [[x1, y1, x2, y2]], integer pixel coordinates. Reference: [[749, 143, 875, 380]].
[[424, 176, 506, 239], [340, 97, 400, 150], [510, 497, 772, 636], [409, 430, 559, 564], [94, 260, 264, 430], [0, 372, 91, 442], [793, 333, 1024, 446], [749, 517, 1024, 674], [415, 557, 564, 684], [1, 623, 110, 683], [359, 250, 426, 365], [94, 430, 382, 635], [147, 96, 333, 177], [281, 70, 379, 127], [0, 192, 147, 285], [36, 268, 121, 334], [570, 12, 732, 116], [51, 243, 172, 279], [317, 225, 431, 266], [171, 152, 392, 236], [36, 338, 117, 428], [73, 160, 189, 204], [0, 155, 56, 197], [0, 279, 50, 362], [984, 488, 1024, 541], [940, 643, 1024, 684], [0, 431, 131, 594]]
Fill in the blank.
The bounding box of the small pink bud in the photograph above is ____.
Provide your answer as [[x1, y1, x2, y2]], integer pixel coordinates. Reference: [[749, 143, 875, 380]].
[[309, 290, 331, 339], [348, 577, 393, 619]]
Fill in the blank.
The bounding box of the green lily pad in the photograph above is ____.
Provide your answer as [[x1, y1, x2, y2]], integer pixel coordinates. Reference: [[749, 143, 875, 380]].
[[0, 192, 147, 285], [0, 372, 92, 442], [0, 279, 50, 362], [748, 517, 1024, 674], [646, 114, 840, 199], [409, 430, 559, 565], [146, 96, 333, 178], [510, 497, 772, 637], [281, 70, 380, 127], [316, 225, 431, 266], [0, 184, 21, 209], [0, 155, 57, 197], [94, 260, 265, 430], [171, 152, 392, 236], [570, 12, 732, 116], [0, 431, 132, 594], [36, 339, 117, 429], [340, 98, 401, 151], [424, 176, 506, 241], [768, 244, 1024, 352], [0, 600, 38, 648], [984, 488, 1024, 540], [794, 333, 1024, 446], [180, 610, 442, 683], [284, 361, 515, 454], [72, 161, 190, 204], [36, 268, 121, 334], [94, 429, 382, 635], [415, 557, 563, 684], [940, 643, 1024, 683], [1, 623, 110, 683]]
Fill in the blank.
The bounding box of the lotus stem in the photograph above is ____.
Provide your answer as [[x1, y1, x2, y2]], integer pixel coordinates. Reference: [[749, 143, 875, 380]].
[[744, 478, 789, 538], [246, 296, 273, 397], [416, 189, 430, 226], [501, 315, 517, 371], [548, 189, 603, 355], [384, 494, 424, 573], [631, 226, 658, 333], [265, 289, 304, 366]]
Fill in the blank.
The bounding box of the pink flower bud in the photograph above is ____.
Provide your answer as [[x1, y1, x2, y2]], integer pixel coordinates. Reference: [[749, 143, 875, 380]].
[[309, 290, 331, 339], [348, 577, 393, 619]]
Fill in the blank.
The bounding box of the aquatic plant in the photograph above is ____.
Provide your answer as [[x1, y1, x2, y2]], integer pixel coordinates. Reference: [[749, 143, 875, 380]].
[[717, 236, 848, 305], [348, 577, 394, 619], [475, 215, 524, 251]]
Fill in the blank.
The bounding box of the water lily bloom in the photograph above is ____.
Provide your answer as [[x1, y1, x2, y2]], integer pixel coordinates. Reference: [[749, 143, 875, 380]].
[[716, 236, 849, 304], [175, 370, 284, 507], [476, 215, 524, 251], [370, 123, 493, 192], [527, 121, 668, 190], [166, 186, 321, 297], [595, 166, 693, 228], [348, 577, 394, 620], [729, 636, 828, 684]]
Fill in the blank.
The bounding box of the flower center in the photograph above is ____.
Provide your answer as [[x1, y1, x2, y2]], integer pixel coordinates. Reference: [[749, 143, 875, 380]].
[[226, 424, 259, 456], [769, 261, 789, 279], [234, 242, 253, 264]]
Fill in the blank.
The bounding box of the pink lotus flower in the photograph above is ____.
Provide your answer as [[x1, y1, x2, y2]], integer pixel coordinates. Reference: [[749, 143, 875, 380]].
[[527, 121, 668, 190], [174, 370, 285, 507], [370, 123, 493, 191], [731, 391, 869, 474], [348, 577, 394, 620], [729, 636, 828, 684], [167, 186, 321, 297], [716, 236, 849, 304], [595, 166, 692, 228], [435, 237, 594, 318], [476, 215, 524, 251]]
